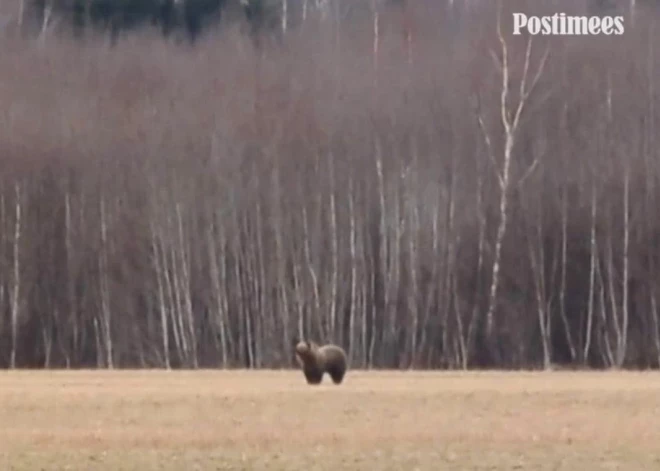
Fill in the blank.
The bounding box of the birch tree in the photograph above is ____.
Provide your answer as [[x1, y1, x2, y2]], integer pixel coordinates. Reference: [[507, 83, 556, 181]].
[[9, 182, 22, 369], [480, 7, 549, 361]]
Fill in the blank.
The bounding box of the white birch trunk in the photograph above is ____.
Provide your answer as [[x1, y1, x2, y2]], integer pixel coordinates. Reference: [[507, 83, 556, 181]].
[[9, 183, 21, 369]]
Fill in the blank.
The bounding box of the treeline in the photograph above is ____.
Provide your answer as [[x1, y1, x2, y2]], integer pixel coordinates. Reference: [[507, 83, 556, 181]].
[[14, 0, 371, 43], [0, 0, 659, 369]]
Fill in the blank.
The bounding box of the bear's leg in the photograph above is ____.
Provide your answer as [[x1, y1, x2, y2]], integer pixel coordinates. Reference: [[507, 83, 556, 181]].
[[304, 368, 324, 385], [327, 365, 345, 384]]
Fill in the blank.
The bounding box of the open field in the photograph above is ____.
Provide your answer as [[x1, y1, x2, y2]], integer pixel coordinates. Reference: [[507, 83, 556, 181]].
[[0, 371, 659, 470]]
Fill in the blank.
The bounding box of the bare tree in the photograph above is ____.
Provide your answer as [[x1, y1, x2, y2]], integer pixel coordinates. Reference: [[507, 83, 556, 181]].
[[481, 6, 549, 356], [9, 182, 22, 369]]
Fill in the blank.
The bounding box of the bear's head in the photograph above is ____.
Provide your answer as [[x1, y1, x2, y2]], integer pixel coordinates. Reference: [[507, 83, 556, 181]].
[[295, 340, 321, 362], [295, 340, 312, 356]]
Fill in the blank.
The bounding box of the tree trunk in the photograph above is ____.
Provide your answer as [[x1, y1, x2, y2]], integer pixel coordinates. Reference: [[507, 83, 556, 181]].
[[9, 182, 22, 369]]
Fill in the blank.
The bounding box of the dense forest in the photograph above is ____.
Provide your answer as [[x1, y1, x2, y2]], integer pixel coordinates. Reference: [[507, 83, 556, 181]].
[[0, 0, 657, 370]]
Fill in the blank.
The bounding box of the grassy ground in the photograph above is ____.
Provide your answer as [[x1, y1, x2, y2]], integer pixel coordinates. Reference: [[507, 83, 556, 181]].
[[0, 370, 659, 470]]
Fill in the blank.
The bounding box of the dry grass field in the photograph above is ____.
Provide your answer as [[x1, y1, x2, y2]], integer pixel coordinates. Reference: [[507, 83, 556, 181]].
[[0, 370, 659, 470]]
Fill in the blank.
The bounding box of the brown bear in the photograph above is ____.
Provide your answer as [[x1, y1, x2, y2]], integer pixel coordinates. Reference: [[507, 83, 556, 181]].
[[294, 340, 347, 385]]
